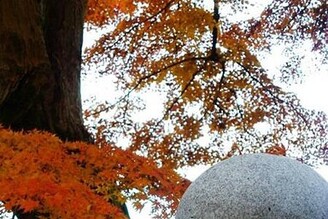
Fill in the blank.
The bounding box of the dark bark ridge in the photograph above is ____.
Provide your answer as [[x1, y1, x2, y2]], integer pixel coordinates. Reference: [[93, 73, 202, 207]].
[[0, 0, 89, 142]]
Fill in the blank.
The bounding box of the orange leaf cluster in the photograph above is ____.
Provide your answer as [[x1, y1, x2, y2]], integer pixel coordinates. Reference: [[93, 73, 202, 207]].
[[86, 0, 136, 26], [0, 126, 190, 218], [265, 145, 287, 156]]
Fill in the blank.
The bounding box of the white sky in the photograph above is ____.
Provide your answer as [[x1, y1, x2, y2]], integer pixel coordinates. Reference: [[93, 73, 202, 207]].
[[81, 1, 328, 218]]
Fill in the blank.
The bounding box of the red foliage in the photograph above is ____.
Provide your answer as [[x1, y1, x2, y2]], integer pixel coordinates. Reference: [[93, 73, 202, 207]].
[[0, 126, 190, 218], [265, 145, 287, 156]]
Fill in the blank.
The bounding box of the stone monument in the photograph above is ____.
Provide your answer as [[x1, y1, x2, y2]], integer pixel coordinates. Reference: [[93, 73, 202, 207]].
[[176, 153, 328, 219]]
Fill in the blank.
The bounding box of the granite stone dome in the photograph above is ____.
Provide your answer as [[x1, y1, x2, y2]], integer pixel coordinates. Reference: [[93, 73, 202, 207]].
[[176, 153, 328, 219]]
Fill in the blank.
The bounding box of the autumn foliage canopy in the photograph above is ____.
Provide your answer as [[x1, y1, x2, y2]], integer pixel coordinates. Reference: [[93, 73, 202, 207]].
[[0, 126, 188, 218], [1, 0, 327, 218]]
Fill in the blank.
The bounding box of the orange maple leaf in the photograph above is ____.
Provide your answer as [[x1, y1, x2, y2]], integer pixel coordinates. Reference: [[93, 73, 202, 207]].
[[265, 145, 286, 156]]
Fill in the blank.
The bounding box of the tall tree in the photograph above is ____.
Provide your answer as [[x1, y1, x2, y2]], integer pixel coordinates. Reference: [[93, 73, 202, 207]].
[[0, 0, 140, 218], [0, 0, 327, 218]]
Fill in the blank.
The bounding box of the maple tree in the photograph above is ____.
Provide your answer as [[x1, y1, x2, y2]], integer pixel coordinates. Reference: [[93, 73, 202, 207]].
[[84, 0, 327, 166], [0, 0, 327, 218]]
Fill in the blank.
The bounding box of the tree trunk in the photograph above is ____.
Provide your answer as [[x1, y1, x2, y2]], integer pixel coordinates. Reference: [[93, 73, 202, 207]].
[[0, 0, 88, 217], [0, 0, 89, 141], [0, 0, 129, 218]]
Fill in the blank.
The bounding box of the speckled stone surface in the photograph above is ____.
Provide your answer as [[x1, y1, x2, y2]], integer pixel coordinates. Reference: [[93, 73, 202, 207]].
[[176, 154, 328, 219]]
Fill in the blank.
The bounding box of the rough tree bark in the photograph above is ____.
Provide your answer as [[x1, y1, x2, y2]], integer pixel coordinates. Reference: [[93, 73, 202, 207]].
[[0, 0, 129, 218], [0, 0, 89, 141]]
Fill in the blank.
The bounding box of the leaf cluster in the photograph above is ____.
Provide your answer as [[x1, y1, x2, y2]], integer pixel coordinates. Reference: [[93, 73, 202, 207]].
[[0, 126, 189, 218]]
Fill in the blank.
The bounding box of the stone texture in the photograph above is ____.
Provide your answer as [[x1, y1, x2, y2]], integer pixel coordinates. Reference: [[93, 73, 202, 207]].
[[176, 153, 328, 219]]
